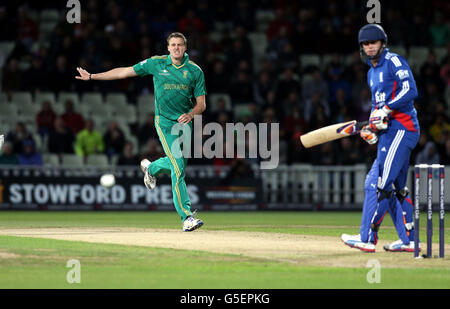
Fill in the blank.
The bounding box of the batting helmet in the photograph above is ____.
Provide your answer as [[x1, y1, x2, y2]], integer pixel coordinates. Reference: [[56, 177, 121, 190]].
[[358, 24, 388, 62]]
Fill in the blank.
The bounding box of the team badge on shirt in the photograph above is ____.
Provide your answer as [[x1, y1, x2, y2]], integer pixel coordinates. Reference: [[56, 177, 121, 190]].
[[183, 70, 188, 78]]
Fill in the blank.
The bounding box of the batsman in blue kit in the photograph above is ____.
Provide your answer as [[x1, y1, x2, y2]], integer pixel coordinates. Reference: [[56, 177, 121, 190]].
[[341, 24, 420, 252]]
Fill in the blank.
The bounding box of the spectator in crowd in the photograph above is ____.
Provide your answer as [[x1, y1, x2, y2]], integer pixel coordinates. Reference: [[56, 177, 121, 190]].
[[139, 138, 163, 163], [335, 138, 359, 165], [178, 9, 205, 34], [266, 8, 293, 42], [117, 141, 139, 166], [2, 58, 22, 92], [6, 122, 34, 154], [415, 141, 440, 165], [48, 116, 75, 156], [206, 97, 232, 123], [274, 67, 301, 103], [428, 114, 450, 144], [18, 139, 42, 166], [103, 121, 126, 158], [302, 67, 329, 101], [429, 13, 450, 47], [16, 6, 38, 50], [74, 119, 104, 158], [0, 142, 18, 165], [253, 71, 273, 106], [420, 52, 444, 92], [207, 60, 229, 93], [137, 112, 158, 146], [224, 158, 254, 183], [36, 101, 57, 138], [48, 55, 72, 92], [230, 70, 253, 103], [61, 100, 85, 134], [304, 91, 330, 124], [25, 57, 47, 92]]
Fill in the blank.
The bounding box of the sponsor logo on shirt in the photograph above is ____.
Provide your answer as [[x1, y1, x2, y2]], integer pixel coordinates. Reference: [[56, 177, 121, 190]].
[[159, 69, 170, 76], [396, 69, 409, 80], [375, 91, 386, 104], [164, 83, 189, 90]]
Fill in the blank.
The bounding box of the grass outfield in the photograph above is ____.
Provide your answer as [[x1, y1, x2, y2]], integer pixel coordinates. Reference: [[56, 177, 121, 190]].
[[0, 211, 449, 289]]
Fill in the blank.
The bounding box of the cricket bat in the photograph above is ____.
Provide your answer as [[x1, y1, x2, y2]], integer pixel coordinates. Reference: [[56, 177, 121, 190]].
[[300, 120, 368, 148]]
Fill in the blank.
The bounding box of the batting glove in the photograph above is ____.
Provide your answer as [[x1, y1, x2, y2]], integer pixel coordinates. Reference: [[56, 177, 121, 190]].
[[369, 106, 391, 131], [360, 125, 378, 144]]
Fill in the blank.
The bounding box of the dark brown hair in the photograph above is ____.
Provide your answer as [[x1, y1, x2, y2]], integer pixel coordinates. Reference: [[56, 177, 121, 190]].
[[166, 32, 187, 46]]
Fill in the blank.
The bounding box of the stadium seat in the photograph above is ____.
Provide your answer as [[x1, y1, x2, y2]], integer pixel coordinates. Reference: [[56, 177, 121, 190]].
[[116, 120, 133, 140], [0, 103, 19, 117], [389, 45, 407, 57], [86, 154, 109, 167], [89, 116, 109, 134], [137, 96, 155, 119], [0, 41, 15, 59], [11, 92, 32, 104], [87, 102, 113, 118], [35, 92, 56, 105], [42, 153, 60, 166], [39, 22, 58, 36], [0, 92, 7, 103], [18, 103, 40, 118], [52, 102, 65, 114], [58, 92, 80, 105], [408, 46, 429, 69], [106, 93, 127, 105], [255, 10, 275, 31], [233, 104, 253, 121], [81, 92, 103, 105], [115, 105, 137, 124], [209, 93, 232, 112], [321, 54, 334, 69], [434, 47, 447, 64], [110, 154, 119, 166], [32, 133, 44, 152], [248, 32, 268, 63], [39, 9, 60, 22], [128, 136, 139, 155], [300, 54, 321, 69], [137, 94, 155, 106], [61, 154, 84, 166]]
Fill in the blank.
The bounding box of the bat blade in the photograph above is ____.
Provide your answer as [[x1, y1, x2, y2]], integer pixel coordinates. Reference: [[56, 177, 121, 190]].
[[300, 120, 367, 148]]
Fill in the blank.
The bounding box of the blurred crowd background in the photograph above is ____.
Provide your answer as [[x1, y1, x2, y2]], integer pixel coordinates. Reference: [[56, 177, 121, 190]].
[[0, 0, 449, 169]]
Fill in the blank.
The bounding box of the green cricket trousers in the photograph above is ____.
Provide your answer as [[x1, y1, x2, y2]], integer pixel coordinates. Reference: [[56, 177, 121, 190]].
[[148, 115, 193, 222]]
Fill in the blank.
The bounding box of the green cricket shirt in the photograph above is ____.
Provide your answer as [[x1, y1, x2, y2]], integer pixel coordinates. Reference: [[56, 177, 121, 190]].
[[133, 53, 207, 121]]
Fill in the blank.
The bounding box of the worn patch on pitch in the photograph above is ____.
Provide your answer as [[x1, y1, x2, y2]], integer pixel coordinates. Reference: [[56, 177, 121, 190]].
[[0, 228, 448, 269]]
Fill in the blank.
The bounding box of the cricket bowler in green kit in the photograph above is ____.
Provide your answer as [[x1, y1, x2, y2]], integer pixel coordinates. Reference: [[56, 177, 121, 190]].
[[75, 32, 206, 231]]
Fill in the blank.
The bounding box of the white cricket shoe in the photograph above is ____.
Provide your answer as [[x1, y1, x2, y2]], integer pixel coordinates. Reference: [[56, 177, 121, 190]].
[[341, 234, 376, 252], [341, 234, 361, 243], [140, 159, 156, 190], [183, 211, 204, 232], [383, 239, 421, 252]]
